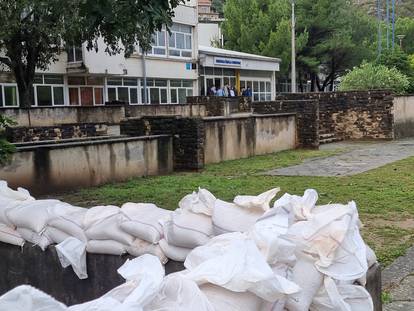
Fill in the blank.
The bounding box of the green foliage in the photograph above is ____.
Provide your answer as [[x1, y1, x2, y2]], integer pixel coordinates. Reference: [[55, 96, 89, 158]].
[[339, 62, 410, 94], [0, 115, 16, 166], [396, 17, 414, 55], [0, 0, 181, 107], [211, 0, 225, 15], [222, 0, 377, 90]]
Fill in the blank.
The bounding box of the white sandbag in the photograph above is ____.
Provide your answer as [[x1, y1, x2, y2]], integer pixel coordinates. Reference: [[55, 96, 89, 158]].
[[0, 285, 67, 311], [0, 180, 34, 201], [70, 255, 165, 311], [167, 208, 213, 248], [0, 199, 23, 227], [16, 227, 52, 251], [120, 203, 171, 244], [0, 223, 25, 247], [178, 188, 216, 216], [86, 240, 127, 255], [249, 212, 295, 265], [285, 253, 324, 311], [159, 238, 191, 262], [184, 232, 300, 302], [44, 227, 72, 245], [83, 205, 120, 228], [212, 199, 265, 235], [310, 276, 374, 311], [48, 209, 87, 243], [127, 238, 168, 264], [147, 273, 215, 311], [7, 199, 77, 233], [85, 213, 134, 246], [273, 189, 318, 225], [233, 188, 279, 211], [200, 283, 263, 311], [56, 237, 87, 280]]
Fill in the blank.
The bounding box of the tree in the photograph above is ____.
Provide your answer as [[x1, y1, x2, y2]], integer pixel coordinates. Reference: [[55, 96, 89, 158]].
[[396, 17, 414, 55], [222, 0, 377, 92], [212, 0, 225, 15], [339, 62, 410, 95], [0, 115, 16, 166], [0, 0, 181, 108]]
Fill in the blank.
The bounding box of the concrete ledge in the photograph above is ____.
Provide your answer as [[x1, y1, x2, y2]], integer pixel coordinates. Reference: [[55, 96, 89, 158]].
[[0, 242, 382, 309]]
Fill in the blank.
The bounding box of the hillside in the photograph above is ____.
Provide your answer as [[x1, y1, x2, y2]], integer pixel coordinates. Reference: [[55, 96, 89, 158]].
[[353, 0, 414, 17]]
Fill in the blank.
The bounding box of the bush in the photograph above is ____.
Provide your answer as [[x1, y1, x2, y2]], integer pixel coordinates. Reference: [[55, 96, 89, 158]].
[[339, 63, 410, 95], [0, 115, 16, 165]]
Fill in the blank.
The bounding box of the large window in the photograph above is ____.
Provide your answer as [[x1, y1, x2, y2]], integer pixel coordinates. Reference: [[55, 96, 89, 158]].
[[168, 24, 192, 58], [240, 79, 272, 101], [149, 30, 167, 56], [107, 77, 140, 104], [144, 79, 168, 105], [170, 80, 193, 104], [67, 45, 83, 63], [0, 84, 18, 107], [68, 76, 104, 106], [33, 74, 65, 106]]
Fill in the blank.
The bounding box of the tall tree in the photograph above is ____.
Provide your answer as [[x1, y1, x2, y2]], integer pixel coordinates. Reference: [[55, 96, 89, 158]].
[[0, 0, 181, 108], [395, 17, 414, 54], [222, 0, 376, 92]]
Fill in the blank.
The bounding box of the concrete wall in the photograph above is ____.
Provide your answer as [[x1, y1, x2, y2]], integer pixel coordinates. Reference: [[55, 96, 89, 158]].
[[3, 106, 125, 127], [393, 96, 414, 138], [125, 104, 206, 118], [186, 96, 251, 117], [203, 114, 296, 164], [0, 135, 172, 195]]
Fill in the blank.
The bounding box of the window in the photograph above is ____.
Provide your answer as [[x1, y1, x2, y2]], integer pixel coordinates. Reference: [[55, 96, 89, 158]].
[[33, 74, 65, 106], [169, 80, 193, 104], [149, 30, 167, 55], [0, 85, 18, 107], [106, 77, 140, 104], [67, 46, 83, 63], [144, 79, 168, 104], [168, 23, 192, 58], [68, 76, 104, 106], [241, 79, 272, 101]]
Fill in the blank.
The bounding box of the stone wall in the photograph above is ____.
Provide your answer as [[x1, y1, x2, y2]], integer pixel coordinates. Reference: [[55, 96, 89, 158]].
[[6, 123, 110, 143], [393, 95, 414, 139], [121, 117, 205, 170], [186, 96, 251, 117], [276, 90, 394, 141], [0, 135, 173, 195], [252, 100, 319, 148]]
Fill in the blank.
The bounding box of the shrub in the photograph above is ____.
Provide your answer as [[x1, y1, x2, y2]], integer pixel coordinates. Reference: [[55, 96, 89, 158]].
[[339, 63, 410, 95], [0, 115, 16, 165]]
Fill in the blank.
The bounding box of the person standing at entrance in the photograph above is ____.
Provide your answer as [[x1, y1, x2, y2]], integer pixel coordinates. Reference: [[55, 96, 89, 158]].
[[216, 87, 224, 96]]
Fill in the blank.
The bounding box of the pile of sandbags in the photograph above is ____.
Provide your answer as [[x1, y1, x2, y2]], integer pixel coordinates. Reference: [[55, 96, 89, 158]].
[[159, 188, 216, 261]]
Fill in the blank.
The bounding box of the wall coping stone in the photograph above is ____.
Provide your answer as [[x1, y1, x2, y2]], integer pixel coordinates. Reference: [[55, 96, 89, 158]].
[[16, 134, 171, 152], [202, 112, 296, 122]]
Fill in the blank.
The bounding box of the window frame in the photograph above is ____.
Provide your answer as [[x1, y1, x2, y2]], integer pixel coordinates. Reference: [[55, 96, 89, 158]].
[[168, 23, 193, 59], [0, 83, 19, 108], [106, 77, 141, 105], [32, 74, 65, 107]]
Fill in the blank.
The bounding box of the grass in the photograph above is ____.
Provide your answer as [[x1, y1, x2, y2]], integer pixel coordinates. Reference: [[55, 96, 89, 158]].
[[54, 148, 414, 267]]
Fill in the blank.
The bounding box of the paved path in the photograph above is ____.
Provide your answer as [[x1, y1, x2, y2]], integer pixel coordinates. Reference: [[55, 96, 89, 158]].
[[266, 139, 414, 176], [383, 246, 414, 310]]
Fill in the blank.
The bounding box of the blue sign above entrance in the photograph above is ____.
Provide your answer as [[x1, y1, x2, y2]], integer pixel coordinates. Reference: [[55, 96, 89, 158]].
[[214, 57, 242, 67]]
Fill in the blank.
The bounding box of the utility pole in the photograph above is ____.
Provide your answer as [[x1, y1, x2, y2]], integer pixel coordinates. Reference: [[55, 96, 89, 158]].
[[377, 0, 382, 57], [386, 0, 389, 49], [392, 0, 395, 49], [291, 0, 296, 93]]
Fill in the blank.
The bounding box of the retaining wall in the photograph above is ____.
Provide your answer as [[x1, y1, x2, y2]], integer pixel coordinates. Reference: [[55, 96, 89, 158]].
[[275, 90, 394, 141], [0, 135, 173, 195], [393, 95, 414, 139], [203, 114, 296, 164], [186, 96, 251, 117]]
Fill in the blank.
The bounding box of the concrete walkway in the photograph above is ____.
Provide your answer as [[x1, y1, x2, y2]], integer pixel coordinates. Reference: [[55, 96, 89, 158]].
[[383, 246, 414, 310], [266, 139, 414, 176]]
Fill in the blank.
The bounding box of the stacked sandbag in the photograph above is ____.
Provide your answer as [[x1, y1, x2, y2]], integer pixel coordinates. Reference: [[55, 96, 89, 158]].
[[84, 205, 133, 255], [0, 181, 34, 246], [184, 232, 300, 311], [212, 188, 279, 235], [7, 199, 80, 251], [46, 207, 87, 244], [120, 203, 170, 264], [160, 188, 216, 262]]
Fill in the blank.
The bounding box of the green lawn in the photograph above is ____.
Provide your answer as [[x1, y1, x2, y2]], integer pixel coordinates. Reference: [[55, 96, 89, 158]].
[[55, 148, 414, 266]]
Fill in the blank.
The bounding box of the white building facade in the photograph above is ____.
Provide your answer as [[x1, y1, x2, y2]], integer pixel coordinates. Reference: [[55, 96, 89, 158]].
[[0, 0, 281, 108]]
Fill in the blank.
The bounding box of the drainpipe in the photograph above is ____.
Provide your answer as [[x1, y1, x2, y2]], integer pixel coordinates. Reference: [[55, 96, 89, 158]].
[[142, 52, 148, 104]]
